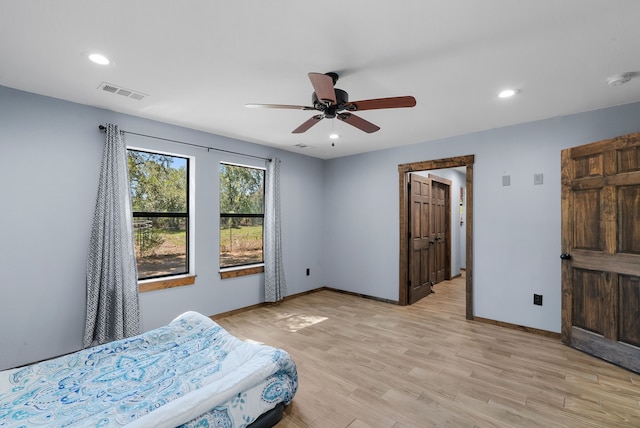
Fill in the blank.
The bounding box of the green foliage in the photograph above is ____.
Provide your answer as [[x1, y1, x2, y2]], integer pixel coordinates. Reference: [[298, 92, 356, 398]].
[[136, 225, 165, 256], [219, 164, 264, 266], [219, 224, 263, 244], [128, 150, 187, 213], [219, 163, 264, 216], [128, 150, 187, 256]]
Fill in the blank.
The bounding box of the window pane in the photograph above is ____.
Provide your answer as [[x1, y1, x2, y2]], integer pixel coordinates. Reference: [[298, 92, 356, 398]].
[[134, 216, 188, 279], [219, 163, 265, 269], [128, 151, 187, 213], [128, 149, 189, 281], [219, 217, 263, 268], [219, 164, 264, 215]]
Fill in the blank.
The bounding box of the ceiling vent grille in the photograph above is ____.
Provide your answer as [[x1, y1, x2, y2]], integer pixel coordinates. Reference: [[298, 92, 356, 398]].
[[98, 82, 147, 101]]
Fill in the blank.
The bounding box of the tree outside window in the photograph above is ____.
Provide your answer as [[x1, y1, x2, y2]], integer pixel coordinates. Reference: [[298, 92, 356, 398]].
[[219, 163, 265, 268], [128, 149, 189, 280]]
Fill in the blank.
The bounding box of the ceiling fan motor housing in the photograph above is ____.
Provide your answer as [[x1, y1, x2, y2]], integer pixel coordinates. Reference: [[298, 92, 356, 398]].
[[312, 88, 349, 118]]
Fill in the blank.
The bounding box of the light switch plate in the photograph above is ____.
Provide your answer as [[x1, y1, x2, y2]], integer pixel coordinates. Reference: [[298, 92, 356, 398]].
[[534, 173, 543, 185]]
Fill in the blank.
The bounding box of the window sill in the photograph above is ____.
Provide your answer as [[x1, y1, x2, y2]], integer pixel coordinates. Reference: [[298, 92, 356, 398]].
[[138, 274, 196, 293], [220, 264, 264, 279]]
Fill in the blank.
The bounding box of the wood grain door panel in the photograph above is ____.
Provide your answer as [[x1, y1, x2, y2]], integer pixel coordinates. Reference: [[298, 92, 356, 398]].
[[572, 189, 601, 250], [618, 184, 640, 254], [571, 268, 609, 336], [619, 275, 640, 347]]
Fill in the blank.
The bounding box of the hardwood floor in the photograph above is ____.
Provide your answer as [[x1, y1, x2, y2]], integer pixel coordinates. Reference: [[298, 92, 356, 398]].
[[216, 277, 640, 427]]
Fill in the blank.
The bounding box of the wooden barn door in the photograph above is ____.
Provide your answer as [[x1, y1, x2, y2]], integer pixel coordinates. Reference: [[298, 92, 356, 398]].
[[561, 132, 640, 373]]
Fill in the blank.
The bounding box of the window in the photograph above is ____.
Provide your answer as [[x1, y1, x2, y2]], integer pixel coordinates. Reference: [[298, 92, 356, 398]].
[[128, 149, 189, 280], [219, 163, 265, 269]]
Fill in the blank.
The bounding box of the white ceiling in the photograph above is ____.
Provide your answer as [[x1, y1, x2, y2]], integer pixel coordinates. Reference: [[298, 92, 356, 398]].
[[2, 1, 640, 159]]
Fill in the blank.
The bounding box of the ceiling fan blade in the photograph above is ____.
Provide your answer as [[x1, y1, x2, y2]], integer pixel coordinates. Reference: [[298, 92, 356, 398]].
[[308, 72, 336, 105], [292, 115, 324, 133], [345, 96, 416, 111], [245, 103, 315, 110], [337, 113, 380, 133]]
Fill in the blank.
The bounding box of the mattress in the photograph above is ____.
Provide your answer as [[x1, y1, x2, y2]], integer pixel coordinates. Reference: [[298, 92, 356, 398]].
[[0, 311, 298, 427]]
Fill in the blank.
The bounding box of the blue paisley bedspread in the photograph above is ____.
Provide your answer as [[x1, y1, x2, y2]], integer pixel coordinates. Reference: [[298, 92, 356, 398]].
[[0, 311, 298, 427]]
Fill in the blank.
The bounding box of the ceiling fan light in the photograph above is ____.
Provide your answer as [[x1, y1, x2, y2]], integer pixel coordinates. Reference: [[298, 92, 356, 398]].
[[498, 88, 520, 98], [606, 73, 633, 86]]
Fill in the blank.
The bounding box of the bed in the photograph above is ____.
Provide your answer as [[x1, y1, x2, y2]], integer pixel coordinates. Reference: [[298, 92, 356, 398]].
[[0, 311, 298, 427]]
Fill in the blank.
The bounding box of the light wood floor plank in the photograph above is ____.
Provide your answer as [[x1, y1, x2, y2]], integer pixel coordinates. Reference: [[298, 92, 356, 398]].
[[216, 277, 640, 427]]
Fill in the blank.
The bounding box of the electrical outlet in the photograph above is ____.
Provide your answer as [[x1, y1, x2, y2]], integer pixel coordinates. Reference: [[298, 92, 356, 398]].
[[306, 268, 310, 276], [533, 294, 543, 306]]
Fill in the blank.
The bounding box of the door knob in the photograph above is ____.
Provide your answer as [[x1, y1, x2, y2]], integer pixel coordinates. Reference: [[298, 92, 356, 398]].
[[560, 253, 571, 260]]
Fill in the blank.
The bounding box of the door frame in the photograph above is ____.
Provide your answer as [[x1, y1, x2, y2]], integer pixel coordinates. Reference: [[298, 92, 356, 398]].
[[398, 155, 474, 320]]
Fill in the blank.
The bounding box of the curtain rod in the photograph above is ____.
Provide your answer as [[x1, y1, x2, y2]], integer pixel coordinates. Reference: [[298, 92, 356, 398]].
[[98, 125, 271, 162]]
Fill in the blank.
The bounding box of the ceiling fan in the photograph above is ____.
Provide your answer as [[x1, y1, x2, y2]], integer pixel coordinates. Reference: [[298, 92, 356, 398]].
[[246, 72, 416, 134]]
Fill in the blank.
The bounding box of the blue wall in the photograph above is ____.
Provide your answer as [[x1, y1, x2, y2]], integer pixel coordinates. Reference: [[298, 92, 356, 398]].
[[322, 102, 640, 334], [0, 86, 325, 370], [2, 83, 640, 370]]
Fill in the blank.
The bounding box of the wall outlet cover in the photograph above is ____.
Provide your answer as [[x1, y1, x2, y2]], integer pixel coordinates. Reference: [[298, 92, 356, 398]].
[[533, 294, 543, 305]]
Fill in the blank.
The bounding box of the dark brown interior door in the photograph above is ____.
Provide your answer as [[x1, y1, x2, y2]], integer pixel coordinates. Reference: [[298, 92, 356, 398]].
[[409, 173, 432, 304], [561, 132, 640, 373], [430, 178, 451, 284]]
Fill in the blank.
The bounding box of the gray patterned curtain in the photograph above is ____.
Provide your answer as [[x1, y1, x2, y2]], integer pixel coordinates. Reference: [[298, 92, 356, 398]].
[[264, 157, 286, 302], [84, 123, 140, 348]]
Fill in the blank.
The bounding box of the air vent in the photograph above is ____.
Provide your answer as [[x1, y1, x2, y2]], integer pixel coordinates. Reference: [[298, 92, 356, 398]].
[[102, 84, 118, 93], [98, 82, 147, 101], [294, 143, 308, 148]]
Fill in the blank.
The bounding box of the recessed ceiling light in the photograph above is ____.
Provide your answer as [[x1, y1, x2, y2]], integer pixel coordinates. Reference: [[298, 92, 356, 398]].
[[498, 89, 520, 98], [88, 53, 110, 65], [329, 133, 340, 140]]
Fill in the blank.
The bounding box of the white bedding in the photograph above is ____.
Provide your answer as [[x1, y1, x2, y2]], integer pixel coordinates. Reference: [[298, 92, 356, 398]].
[[0, 311, 298, 427]]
